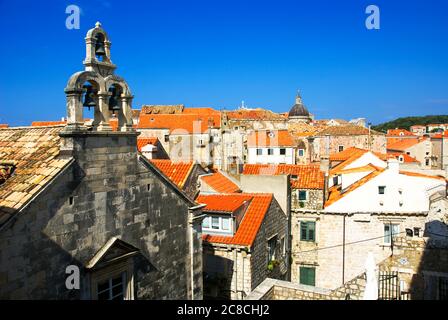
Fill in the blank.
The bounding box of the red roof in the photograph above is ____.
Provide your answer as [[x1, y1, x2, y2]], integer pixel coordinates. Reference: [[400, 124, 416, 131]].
[[0, 124, 9, 129], [31, 121, 67, 126], [386, 129, 415, 137], [387, 138, 422, 152], [197, 194, 252, 213], [137, 137, 158, 152], [149, 159, 194, 188], [138, 114, 220, 133], [242, 164, 325, 189], [247, 130, 295, 147], [200, 171, 241, 193], [198, 193, 273, 246], [387, 151, 420, 163], [226, 109, 286, 120]]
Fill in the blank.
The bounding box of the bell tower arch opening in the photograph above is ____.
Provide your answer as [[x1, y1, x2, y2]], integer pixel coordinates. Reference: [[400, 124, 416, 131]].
[[64, 22, 134, 133]]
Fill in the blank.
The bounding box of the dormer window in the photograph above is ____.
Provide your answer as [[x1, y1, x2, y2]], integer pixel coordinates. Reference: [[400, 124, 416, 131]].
[[202, 216, 233, 234], [378, 186, 386, 195]]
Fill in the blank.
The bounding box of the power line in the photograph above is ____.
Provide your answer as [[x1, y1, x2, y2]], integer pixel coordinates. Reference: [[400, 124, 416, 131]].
[[293, 231, 406, 254]]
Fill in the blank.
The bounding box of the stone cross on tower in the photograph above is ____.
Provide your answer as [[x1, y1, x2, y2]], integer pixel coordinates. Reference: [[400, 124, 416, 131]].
[[64, 22, 134, 133]]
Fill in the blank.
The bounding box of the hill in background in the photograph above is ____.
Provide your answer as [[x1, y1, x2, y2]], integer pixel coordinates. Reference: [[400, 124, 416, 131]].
[[372, 115, 448, 133]]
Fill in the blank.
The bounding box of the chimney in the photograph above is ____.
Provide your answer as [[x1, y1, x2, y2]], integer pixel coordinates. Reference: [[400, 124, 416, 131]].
[[387, 158, 400, 173], [320, 155, 330, 175]]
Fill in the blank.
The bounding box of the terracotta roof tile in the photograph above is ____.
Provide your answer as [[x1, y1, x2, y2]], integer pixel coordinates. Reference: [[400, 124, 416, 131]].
[[387, 138, 422, 152], [243, 164, 324, 190], [386, 129, 416, 137], [0, 124, 9, 129], [325, 168, 385, 208], [198, 193, 273, 247], [387, 152, 420, 163], [137, 137, 158, 152], [149, 159, 194, 188], [225, 109, 286, 120], [200, 171, 241, 193], [138, 114, 220, 133], [399, 171, 446, 181], [247, 130, 295, 147], [317, 125, 383, 136], [0, 126, 71, 225]]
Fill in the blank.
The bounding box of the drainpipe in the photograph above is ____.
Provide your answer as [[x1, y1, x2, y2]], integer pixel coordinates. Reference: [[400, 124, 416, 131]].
[[234, 249, 238, 300]]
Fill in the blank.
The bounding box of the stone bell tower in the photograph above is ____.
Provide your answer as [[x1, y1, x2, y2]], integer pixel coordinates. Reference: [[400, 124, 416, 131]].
[[63, 22, 133, 133]]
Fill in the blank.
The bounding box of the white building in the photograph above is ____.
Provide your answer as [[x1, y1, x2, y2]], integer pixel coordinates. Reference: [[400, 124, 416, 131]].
[[247, 130, 296, 165]]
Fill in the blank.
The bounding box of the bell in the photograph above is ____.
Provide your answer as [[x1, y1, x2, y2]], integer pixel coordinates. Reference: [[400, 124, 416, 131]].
[[83, 85, 96, 110], [95, 41, 106, 57], [108, 87, 121, 114]]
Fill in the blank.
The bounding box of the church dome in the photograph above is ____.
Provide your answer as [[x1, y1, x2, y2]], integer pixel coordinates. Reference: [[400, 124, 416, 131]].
[[288, 92, 311, 118]]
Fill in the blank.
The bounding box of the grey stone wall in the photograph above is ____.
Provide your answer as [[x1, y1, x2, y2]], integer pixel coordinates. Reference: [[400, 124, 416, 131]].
[[250, 198, 288, 290], [0, 132, 203, 299], [291, 189, 323, 211]]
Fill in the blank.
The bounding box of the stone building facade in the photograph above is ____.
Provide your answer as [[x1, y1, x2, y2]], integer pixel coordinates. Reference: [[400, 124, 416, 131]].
[[198, 194, 288, 300], [0, 23, 204, 300]]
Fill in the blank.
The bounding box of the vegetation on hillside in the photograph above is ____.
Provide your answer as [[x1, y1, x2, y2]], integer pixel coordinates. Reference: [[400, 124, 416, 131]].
[[372, 115, 448, 133]]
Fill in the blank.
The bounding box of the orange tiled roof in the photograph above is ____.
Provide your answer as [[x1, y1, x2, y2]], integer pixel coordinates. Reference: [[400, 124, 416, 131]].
[[386, 129, 415, 137], [399, 171, 446, 181], [0, 124, 9, 129], [325, 167, 385, 208], [137, 137, 158, 152], [387, 152, 419, 163], [138, 113, 220, 133], [226, 109, 287, 121], [329, 147, 388, 172], [198, 193, 273, 246], [149, 159, 194, 188], [243, 164, 324, 189], [387, 138, 422, 152], [329, 147, 367, 161], [196, 194, 252, 213], [317, 125, 383, 136], [331, 163, 380, 175], [200, 171, 241, 193], [0, 126, 72, 225], [247, 130, 295, 147], [31, 121, 67, 126]]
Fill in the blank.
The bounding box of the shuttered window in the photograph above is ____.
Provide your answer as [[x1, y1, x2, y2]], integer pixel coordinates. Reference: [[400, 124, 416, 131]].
[[299, 266, 315, 286], [300, 221, 315, 242]]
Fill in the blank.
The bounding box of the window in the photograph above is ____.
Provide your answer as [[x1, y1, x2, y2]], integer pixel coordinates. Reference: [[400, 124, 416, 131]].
[[203, 216, 232, 233], [291, 175, 298, 179], [68, 196, 74, 206], [203, 216, 210, 228], [333, 176, 339, 186], [267, 236, 278, 262], [280, 236, 286, 256], [298, 190, 307, 201], [280, 148, 286, 155], [211, 217, 220, 229], [256, 149, 263, 155], [298, 149, 305, 157], [338, 145, 344, 152], [267, 149, 274, 155], [299, 266, 316, 286], [164, 135, 169, 142], [97, 272, 127, 300], [384, 224, 399, 244], [378, 186, 386, 195], [222, 218, 230, 231], [300, 221, 315, 242], [91, 259, 134, 300], [425, 159, 430, 166]]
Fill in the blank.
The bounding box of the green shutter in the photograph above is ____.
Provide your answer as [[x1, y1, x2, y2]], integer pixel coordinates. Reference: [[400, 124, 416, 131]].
[[300, 267, 316, 286], [300, 221, 316, 242]]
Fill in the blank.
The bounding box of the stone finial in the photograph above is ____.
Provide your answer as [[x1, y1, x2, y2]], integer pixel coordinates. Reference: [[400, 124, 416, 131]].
[[95, 21, 102, 28], [296, 90, 303, 104]]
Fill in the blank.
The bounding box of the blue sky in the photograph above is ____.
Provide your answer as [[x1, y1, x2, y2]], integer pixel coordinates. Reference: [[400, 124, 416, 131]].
[[0, 0, 447, 126]]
